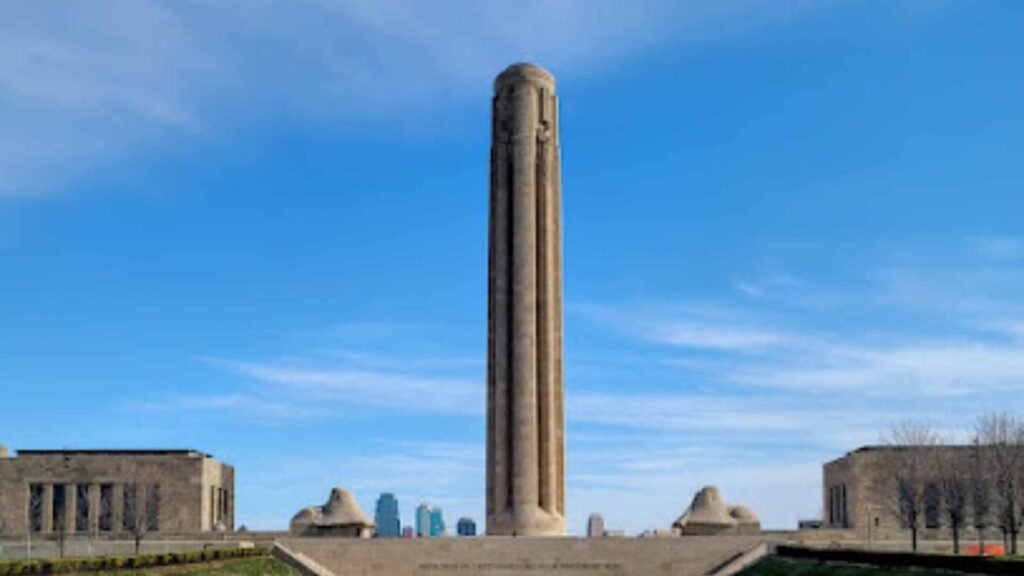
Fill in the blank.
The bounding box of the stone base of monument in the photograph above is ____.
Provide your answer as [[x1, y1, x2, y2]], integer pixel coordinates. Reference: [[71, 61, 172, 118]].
[[274, 536, 766, 576]]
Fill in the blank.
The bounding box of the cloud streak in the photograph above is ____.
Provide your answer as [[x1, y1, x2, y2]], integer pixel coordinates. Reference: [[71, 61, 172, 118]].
[[203, 356, 483, 416], [0, 0, 834, 196], [132, 238, 1024, 532]]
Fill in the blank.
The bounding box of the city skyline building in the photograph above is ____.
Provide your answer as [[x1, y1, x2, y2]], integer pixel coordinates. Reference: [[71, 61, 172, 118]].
[[430, 507, 445, 537], [415, 503, 432, 538], [374, 492, 401, 538], [457, 517, 477, 537], [414, 503, 447, 537], [587, 513, 605, 538]]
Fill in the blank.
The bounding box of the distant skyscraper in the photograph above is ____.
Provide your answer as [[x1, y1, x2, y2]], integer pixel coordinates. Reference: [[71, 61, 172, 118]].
[[429, 507, 446, 537], [587, 513, 605, 538], [414, 502, 447, 537], [374, 493, 401, 538], [456, 517, 477, 537], [415, 503, 432, 538]]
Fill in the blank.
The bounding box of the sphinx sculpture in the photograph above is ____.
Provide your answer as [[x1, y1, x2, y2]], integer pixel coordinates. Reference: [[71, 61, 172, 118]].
[[673, 486, 761, 536], [290, 487, 375, 538]]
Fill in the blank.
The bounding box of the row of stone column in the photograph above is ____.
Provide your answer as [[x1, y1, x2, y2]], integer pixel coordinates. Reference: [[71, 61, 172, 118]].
[[210, 485, 230, 529], [827, 483, 849, 528], [32, 482, 128, 534]]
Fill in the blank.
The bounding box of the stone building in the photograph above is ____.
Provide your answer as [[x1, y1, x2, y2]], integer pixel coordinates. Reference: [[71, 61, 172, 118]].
[[0, 448, 234, 535], [823, 445, 994, 542]]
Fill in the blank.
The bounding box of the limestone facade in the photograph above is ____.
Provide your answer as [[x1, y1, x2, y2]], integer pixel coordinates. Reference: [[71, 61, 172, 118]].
[[825, 446, 972, 542], [823, 445, 994, 542], [0, 449, 234, 535], [486, 63, 566, 537]]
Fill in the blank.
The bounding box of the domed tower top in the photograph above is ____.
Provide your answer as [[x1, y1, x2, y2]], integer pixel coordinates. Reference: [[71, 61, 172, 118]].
[[494, 63, 556, 93]]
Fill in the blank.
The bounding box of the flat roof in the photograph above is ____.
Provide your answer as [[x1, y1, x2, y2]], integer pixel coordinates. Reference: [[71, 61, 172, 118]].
[[850, 444, 971, 453], [14, 449, 211, 458], [824, 444, 975, 466]]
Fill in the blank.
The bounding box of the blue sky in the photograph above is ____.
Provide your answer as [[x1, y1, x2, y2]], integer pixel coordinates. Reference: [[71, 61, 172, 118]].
[[2, 0, 1024, 535]]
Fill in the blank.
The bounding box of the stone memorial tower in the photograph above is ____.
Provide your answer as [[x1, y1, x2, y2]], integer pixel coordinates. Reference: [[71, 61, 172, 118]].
[[486, 63, 566, 537]]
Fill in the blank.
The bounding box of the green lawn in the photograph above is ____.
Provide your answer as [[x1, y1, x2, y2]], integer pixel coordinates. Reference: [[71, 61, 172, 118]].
[[739, 557, 971, 576], [96, 557, 295, 576]]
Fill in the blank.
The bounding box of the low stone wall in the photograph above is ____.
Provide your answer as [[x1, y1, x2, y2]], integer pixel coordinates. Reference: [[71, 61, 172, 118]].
[[278, 536, 764, 576], [765, 529, 861, 543], [705, 543, 767, 576], [764, 530, 991, 555], [0, 535, 270, 560], [775, 545, 1024, 575]]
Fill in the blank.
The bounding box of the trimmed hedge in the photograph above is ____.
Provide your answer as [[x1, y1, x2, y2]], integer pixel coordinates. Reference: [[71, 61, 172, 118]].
[[0, 546, 267, 575], [776, 545, 1023, 576]]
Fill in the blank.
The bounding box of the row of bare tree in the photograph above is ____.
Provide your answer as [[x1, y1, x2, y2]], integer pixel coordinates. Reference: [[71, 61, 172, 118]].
[[879, 413, 1024, 554]]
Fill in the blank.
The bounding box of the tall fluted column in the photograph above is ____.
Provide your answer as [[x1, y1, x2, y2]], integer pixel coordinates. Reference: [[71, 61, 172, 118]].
[[487, 63, 566, 536], [41, 484, 54, 533]]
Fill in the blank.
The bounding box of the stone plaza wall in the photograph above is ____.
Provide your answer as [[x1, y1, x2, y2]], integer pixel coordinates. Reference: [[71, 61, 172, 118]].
[[277, 536, 764, 576]]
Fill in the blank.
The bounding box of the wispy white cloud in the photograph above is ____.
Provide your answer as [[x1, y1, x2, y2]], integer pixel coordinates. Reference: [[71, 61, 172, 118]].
[[982, 320, 1024, 342], [203, 356, 483, 416], [128, 392, 336, 421], [973, 236, 1024, 261], [570, 392, 873, 435], [596, 307, 1024, 399], [583, 254, 1024, 399], [733, 273, 804, 299], [576, 303, 795, 352], [730, 340, 1024, 397], [874, 264, 1024, 321], [326, 350, 483, 371], [184, 354, 892, 438], [734, 281, 765, 298], [140, 238, 1024, 532], [653, 321, 791, 351], [0, 0, 834, 196]]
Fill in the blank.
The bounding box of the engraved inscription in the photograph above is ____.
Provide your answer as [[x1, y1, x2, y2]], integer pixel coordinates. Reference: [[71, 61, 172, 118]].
[[419, 562, 625, 572]]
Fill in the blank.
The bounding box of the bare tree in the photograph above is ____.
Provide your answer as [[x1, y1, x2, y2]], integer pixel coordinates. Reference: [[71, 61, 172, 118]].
[[122, 472, 164, 555], [970, 438, 993, 555], [74, 485, 89, 533], [72, 485, 98, 557], [974, 413, 1024, 555], [936, 448, 970, 554], [26, 485, 43, 559], [877, 422, 941, 552]]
